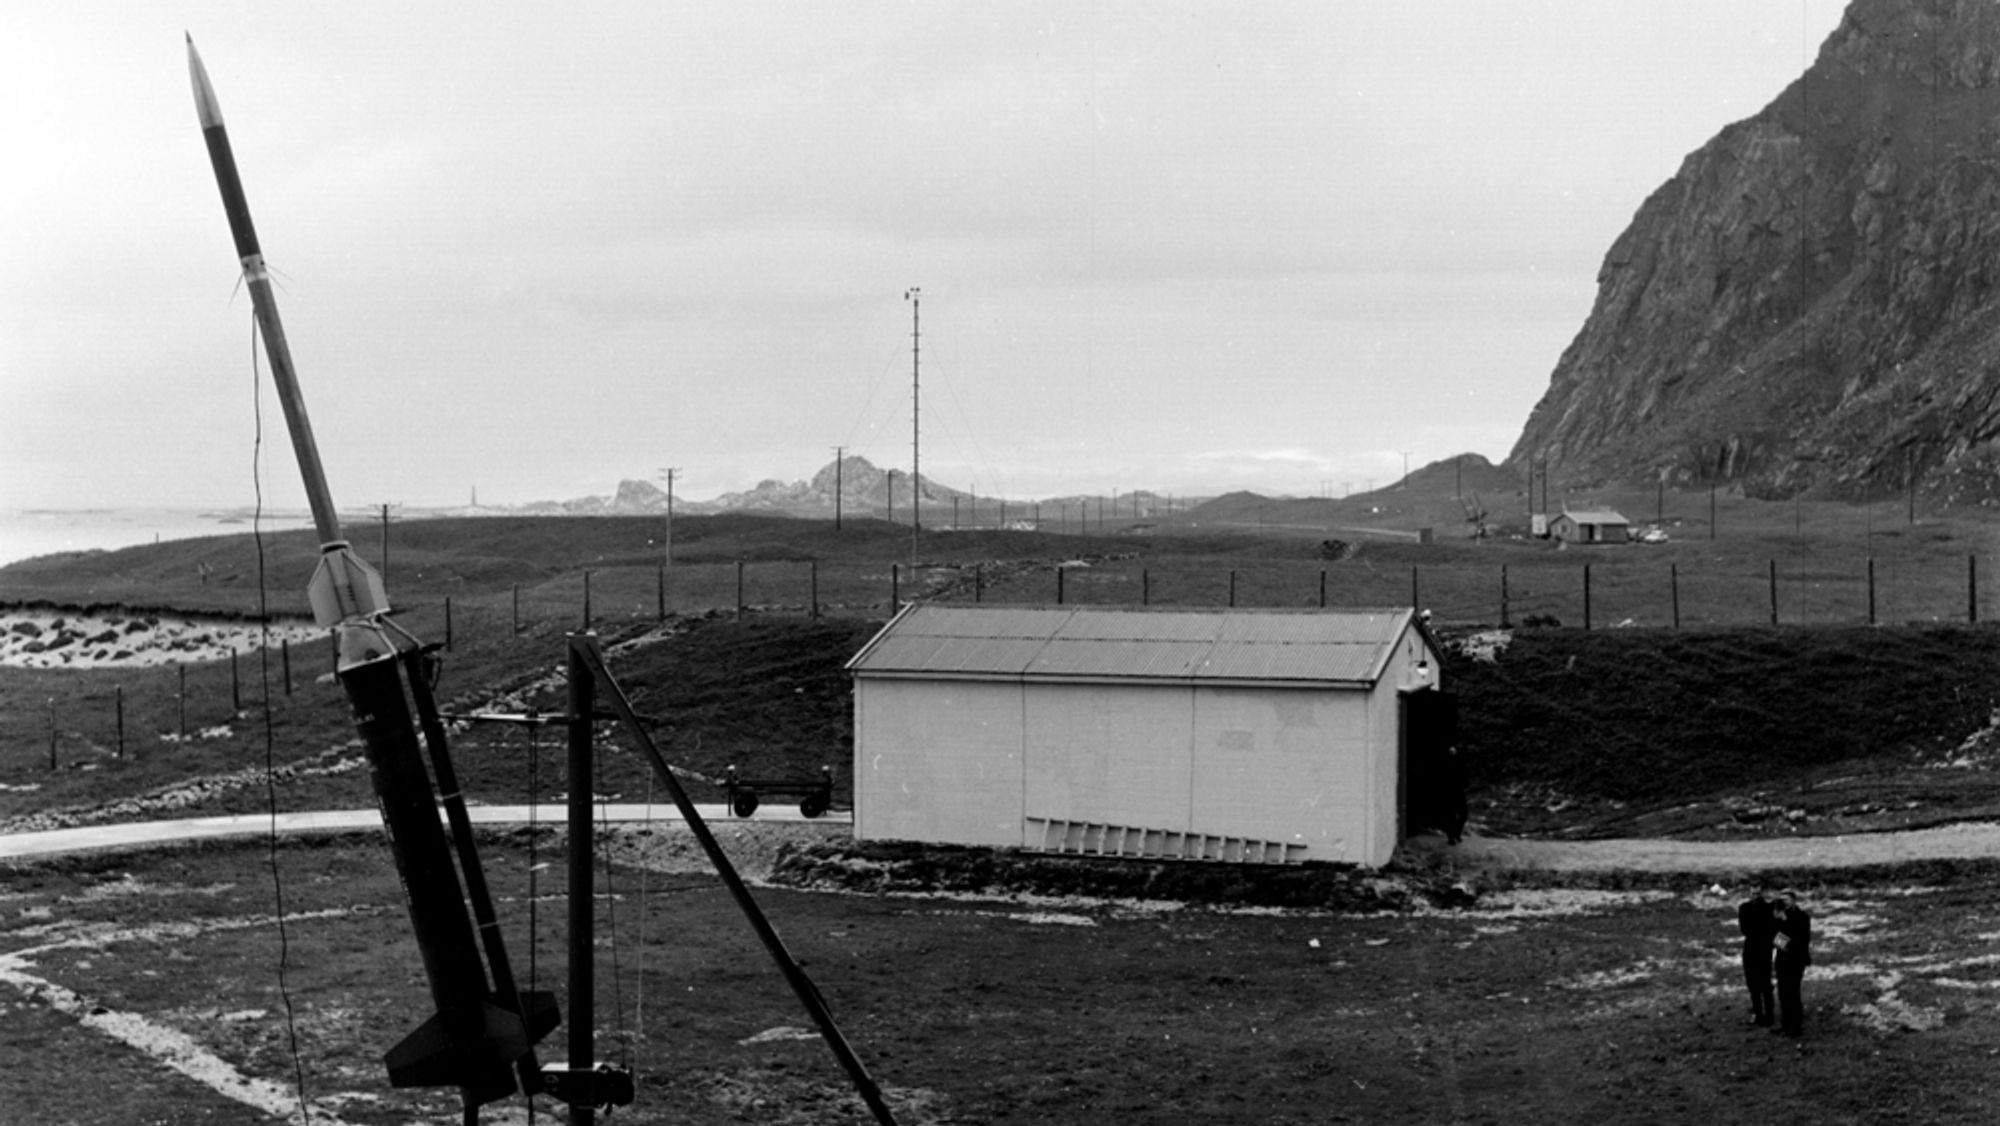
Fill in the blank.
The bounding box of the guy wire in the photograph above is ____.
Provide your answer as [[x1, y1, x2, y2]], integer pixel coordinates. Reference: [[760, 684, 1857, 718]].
[[251, 310, 313, 1120]]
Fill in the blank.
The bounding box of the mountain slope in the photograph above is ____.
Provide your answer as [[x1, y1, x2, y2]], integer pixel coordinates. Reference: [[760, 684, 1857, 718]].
[[1510, 0, 2000, 506]]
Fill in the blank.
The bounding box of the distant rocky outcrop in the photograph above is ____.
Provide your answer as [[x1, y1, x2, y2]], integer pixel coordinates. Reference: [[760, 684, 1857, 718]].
[[1510, 0, 2000, 506]]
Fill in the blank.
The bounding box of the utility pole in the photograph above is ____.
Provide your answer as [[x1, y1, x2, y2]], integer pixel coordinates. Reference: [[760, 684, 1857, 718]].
[[831, 447, 845, 530], [659, 467, 679, 567], [887, 468, 896, 525], [1401, 452, 1411, 489], [906, 287, 921, 532]]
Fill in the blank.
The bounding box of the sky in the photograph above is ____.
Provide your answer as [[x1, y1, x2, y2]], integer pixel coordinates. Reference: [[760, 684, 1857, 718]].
[[1, 2, 1849, 513]]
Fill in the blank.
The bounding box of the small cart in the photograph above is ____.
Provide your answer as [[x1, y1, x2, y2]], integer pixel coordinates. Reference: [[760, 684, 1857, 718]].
[[724, 764, 833, 818]]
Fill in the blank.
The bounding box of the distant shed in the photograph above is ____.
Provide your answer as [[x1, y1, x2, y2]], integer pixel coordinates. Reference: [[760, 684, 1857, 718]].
[[1549, 508, 1630, 544], [844, 604, 1453, 868]]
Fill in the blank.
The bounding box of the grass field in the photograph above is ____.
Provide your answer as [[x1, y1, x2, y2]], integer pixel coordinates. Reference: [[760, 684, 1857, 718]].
[[7, 497, 2000, 1122]]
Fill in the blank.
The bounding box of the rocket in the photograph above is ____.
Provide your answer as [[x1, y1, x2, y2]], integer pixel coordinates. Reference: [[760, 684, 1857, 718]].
[[186, 36, 555, 1114]]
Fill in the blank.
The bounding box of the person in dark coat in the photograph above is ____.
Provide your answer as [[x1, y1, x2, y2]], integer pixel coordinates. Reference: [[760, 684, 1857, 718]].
[[1441, 745, 1469, 845], [1736, 887, 1777, 1025], [1772, 889, 1813, 1036]]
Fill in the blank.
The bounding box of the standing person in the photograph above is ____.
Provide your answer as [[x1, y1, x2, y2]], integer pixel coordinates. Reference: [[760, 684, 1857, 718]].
[[1736, 887, 1777, 1026], [1441, 744, 1469, 845], [1772, 888, 1813, 1037]]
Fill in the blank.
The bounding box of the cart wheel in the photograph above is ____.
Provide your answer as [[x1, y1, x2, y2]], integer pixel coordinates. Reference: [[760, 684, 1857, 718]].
[[732, 791, 759, 818], [799, 793, 827, 819]]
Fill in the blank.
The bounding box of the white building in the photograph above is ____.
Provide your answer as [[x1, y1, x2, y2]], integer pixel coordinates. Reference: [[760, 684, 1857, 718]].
[[845, 604, 1450, 868]]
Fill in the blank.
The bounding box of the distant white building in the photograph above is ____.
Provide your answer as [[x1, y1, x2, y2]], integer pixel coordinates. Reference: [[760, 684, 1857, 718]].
[[1548, 508, 1630, 544], [845, 604, 1452, 868]]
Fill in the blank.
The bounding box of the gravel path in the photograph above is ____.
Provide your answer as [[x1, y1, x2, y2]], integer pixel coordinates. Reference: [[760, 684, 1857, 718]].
[[1409, 820, 2000, 873], [10, 811, 2000, 875]]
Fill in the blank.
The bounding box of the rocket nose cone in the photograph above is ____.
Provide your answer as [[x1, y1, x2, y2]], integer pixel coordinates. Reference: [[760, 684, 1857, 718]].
[[187, 36, 224, 130]]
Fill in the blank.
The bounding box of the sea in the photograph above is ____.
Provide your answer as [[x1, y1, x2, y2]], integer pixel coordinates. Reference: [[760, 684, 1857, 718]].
[[0, 508, 319, 568]]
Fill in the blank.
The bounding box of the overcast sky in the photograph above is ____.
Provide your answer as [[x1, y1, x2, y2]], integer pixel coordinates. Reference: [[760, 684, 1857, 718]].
[[1, 2, 1846, 512]]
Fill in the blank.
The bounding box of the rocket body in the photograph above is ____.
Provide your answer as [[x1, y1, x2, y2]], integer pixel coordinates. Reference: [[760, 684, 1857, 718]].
[[186, 36, 551, 1112]]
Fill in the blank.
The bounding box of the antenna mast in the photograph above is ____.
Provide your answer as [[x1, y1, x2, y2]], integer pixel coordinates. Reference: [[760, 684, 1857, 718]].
[[905, 288, 921, 532]]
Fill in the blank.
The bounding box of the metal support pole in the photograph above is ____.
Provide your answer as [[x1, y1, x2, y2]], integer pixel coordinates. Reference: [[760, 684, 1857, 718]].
[[1410, 565, 1419, 611], [1057, 565, 1065, 605], [1319, 568, 1327, 609], [571, 643, 900, 1126], [445, 596, 454, 651], [1583, 564, 1592, 631], [582, 571, 593, 631], [566, 636, 596, 1126], [891, 563, 900, 609]]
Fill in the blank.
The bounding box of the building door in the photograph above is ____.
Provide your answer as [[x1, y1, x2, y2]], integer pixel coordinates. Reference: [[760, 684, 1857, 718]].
[[1399, 688, 1459, 838]]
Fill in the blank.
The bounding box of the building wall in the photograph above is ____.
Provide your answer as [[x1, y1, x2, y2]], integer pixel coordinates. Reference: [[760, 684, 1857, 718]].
[[1186, 684, 1374, 862], [853, 678, 1025, 847], [1022, 682, 1195, 832]]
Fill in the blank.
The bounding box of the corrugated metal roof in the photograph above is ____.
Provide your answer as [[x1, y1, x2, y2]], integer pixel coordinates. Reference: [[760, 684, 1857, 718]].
[[1559, 509, 1628, 524], [847, 604, 1420, 686]]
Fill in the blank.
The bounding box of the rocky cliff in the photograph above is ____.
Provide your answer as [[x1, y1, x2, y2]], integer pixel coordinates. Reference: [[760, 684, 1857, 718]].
[[1510, 0, 2000, 505]]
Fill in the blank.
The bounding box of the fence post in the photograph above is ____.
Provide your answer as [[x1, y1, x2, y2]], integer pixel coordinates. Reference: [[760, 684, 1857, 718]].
[[1142, 569, 1150, 606], [1500, 564, 1510, 628], [892, 563, 900, 609], [1769, 559, 1778, 625], [1319, 568, 1327, 609], [445, 596, 454, 650], [1583, 564, 1592, 631], [1671, 563, 1680, 629], [974, 563, 983, 603], [1868, 556, 1877, 625], [583, 570, 593, 630], [1057, 565, 1065, 605], [1229, 570, 1237, 608]]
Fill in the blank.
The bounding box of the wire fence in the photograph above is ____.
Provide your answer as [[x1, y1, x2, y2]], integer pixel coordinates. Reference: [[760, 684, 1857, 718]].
[[19, 550, 1991, 772], [465, 552, 1995, 633]]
